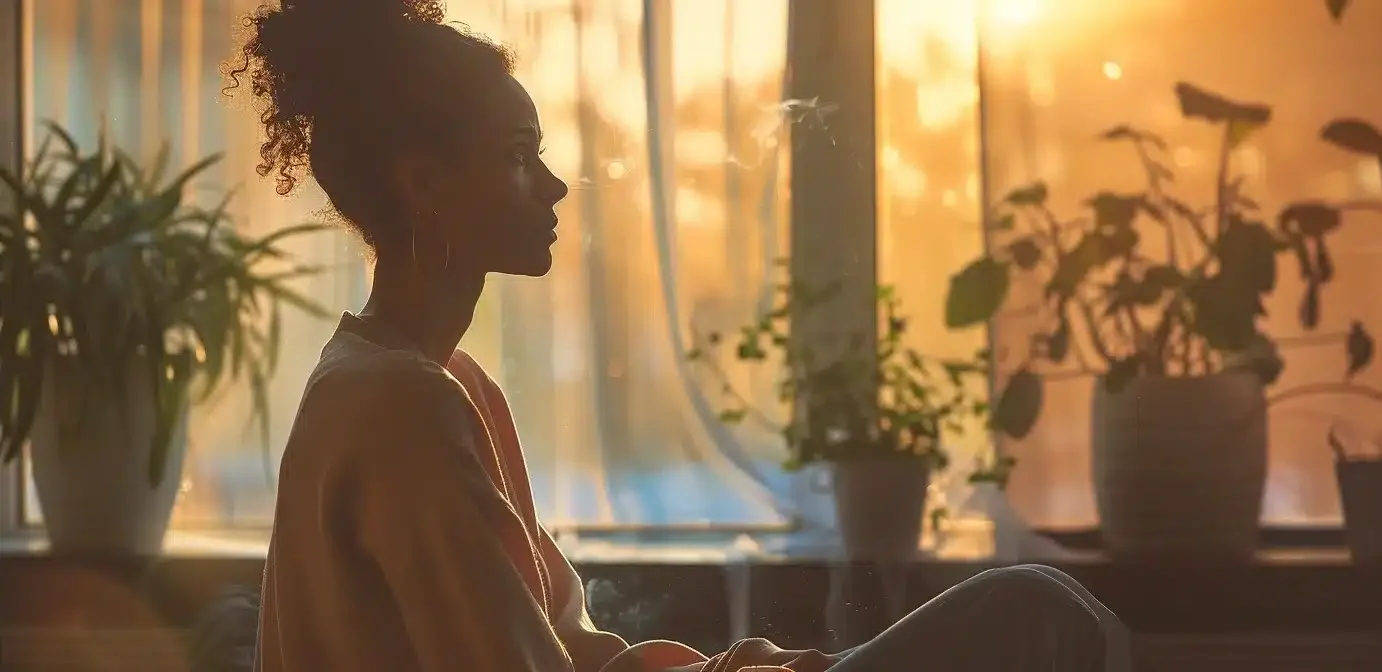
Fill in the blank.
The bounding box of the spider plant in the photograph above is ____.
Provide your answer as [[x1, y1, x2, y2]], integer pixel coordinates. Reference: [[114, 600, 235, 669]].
[[0, 121, 329, 486]]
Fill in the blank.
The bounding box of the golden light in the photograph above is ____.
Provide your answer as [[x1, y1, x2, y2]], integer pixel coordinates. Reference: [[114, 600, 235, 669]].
[[1102, 61, 1123, 80], [987, 0, 1044, 30]]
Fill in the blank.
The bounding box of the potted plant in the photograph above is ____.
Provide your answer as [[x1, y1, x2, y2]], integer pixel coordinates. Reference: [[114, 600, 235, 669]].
[[688, 268, 1009, 560], [0, 122, 329, 555], [1321, 0, 1382, 563], [944, 82, 1382, 561]]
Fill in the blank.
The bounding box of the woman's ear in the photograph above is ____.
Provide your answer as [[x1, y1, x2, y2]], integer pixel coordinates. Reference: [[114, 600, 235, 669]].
[[391, 152, 441, 216]]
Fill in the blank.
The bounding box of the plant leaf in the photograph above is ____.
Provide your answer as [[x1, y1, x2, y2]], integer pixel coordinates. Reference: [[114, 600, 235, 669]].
[[991, 367, 1042, 439], [1004, 182, 1048, 207], [1186, 276, 1259, 351], [1007, 237, 1042, 270], [1278, 201, 1342, 238], [1174, 82, 1272, 126], [1216, 220, 1278, 293], [945, 257, 1011, 329], [1326, 0, 1350, 22], [1103, 357, 1141, 395], [1320, 118, 1382, 156], [1047, 315, 1070, 364], [1346, 321, 1374, 379]]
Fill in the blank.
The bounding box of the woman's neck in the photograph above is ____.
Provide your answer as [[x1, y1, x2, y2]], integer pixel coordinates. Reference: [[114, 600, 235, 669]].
[[360, 255, 484, 366]]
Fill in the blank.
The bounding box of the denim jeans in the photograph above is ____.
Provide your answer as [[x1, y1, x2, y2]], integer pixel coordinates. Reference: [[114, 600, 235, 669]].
[[193, 565, 1131, 672], [830, 564, 1133, 672]]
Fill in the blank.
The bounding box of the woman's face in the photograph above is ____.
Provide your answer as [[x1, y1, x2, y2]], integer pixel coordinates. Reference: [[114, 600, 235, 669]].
[[401, 74, 569, 278]]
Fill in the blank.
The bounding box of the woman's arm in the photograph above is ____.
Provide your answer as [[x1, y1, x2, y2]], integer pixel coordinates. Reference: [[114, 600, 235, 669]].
[[320, 360, 574, 672], [538, 527, 641, 671]]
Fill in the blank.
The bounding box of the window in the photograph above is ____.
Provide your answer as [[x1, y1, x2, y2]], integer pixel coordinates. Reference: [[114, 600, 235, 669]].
[[6, 0, 1373, 540], [982, 0, 1382, 529]]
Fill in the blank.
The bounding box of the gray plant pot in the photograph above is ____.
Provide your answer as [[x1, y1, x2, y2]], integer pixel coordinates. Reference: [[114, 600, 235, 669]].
[[1091, 371, 1267, 561], [1336, 458, 1382, 564], [28, 360, 187, 556], [831, 456, 931, 561]]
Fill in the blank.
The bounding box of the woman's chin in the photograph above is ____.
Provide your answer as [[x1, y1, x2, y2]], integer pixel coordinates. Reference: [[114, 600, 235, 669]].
[[502, 250, 554, 278]]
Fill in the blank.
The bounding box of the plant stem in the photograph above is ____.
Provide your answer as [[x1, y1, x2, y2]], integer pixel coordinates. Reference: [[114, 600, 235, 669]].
[[1276, 331, 1348, 348], [1215, 124, 1233, 235], [692, 343, 784, 433], [1072, 296, 1114, 367], [1132, 140, 1180, 268], [1268, 382, 1382, 407], [1339, 200, 1382, 214]]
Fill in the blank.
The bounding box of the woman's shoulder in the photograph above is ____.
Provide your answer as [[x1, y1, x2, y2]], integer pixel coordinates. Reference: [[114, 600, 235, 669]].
[[289, 333, 475, 447], [279, 335, 481, 475], [316, 335, 452, 400]]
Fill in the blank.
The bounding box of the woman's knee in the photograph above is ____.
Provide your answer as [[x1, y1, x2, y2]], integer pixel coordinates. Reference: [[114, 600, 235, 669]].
[[965, 566, 1099, 620], [1007, 563, 1080, 585], [965, 566, 1131, 670], [970, 564, 1075, 590]]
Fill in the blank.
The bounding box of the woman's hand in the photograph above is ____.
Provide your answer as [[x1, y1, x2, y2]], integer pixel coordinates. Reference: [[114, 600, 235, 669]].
[[771, 648, 843, 671]]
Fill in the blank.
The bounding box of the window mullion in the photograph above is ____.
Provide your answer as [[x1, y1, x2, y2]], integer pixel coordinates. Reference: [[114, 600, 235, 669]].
[[785, 0, 879, 436]]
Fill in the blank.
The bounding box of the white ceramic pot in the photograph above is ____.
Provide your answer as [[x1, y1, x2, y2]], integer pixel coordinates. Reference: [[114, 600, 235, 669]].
[[832, 456, 931, 561], [28, 359, 187, 555], [1091, 371, 1267, 561]]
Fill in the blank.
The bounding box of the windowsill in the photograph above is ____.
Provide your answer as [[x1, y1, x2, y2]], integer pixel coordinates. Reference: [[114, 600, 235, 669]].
[[0, 523, 1356, 565], [2, 526, 1378, 641], [0, 529, 271, 559]]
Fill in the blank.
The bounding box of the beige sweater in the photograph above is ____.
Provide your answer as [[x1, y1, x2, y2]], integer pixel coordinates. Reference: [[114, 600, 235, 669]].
[[254, 314, 810, 672]]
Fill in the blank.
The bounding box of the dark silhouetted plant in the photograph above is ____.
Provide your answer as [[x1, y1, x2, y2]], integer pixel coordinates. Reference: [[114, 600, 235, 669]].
[[945, 81, 1382, 439], [0, 122, 330, 485]]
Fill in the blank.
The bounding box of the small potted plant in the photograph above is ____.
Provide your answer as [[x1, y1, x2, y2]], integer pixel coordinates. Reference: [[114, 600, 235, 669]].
[[0, 122, 329, 555], [688, 266, 1008, 560], [1321, 0, 1382, 563], [944, 81, 1382, 560]]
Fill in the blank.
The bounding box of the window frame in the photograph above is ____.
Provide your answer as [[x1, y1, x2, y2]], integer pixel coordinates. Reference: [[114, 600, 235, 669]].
[[0, 0, 25, 540], [0, 0, 1346, 545]]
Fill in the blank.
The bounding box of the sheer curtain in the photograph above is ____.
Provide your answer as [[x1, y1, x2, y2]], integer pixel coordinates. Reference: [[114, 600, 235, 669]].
[[874, 1, 990, 533], [24, 0, 814, 532], [982, 0, 1382, 528], [453, 0, 798, 528]]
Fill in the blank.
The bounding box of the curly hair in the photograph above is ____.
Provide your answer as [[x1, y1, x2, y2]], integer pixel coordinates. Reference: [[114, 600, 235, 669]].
[[225, 0, 515, 249]]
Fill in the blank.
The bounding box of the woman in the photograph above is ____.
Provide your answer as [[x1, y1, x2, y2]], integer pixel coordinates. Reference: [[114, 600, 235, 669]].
[[234, 1, 1131, 670]]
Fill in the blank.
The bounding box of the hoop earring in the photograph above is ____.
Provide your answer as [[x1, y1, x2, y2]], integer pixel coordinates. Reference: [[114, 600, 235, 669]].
[[410, 229, 450, 271]]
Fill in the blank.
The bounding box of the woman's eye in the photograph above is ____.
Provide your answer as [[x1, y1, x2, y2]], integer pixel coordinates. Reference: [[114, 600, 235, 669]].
[[512, 145, 539, 165]]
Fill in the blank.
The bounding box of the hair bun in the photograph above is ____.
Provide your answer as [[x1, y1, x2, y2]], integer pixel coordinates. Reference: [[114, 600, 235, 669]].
[[279, 0, 446, 24], [244, 0, 447, 121]]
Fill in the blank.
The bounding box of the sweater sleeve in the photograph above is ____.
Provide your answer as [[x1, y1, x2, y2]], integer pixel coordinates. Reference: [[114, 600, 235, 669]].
[[316, 356, 574, 672]]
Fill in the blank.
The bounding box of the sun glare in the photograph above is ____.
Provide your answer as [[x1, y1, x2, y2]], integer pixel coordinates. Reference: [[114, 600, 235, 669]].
[[987, 0, 1045, 30]]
